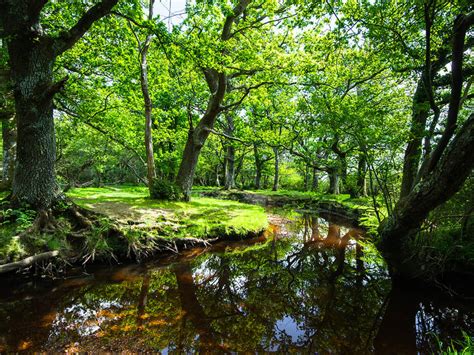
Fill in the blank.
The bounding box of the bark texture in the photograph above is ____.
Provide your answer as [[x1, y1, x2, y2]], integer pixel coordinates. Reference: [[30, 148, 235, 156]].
[[328, 168, 339, 195], [1, 116, 16, 189], [380, 114, 474, 275], [224, 115, 236, 190]]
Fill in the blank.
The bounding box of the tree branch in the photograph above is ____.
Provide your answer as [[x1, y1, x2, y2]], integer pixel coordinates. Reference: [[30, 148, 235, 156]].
[[220, 81, 273, 111], [426, 11, 474, 173], [205, 127, 249, 145], [54, 0, 119, 55]]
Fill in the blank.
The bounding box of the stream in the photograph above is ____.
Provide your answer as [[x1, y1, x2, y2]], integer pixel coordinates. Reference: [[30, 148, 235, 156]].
[[0, 209, 473, 353]]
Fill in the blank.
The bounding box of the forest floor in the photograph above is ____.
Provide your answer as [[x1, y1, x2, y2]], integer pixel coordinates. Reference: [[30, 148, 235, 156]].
[[0, 186, 268, 272], [195, 187, 377, 230], [67, 185, 268, 239]]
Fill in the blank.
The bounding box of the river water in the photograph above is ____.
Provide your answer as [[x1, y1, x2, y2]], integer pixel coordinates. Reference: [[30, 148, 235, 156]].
[[0, 210, 473, 353]]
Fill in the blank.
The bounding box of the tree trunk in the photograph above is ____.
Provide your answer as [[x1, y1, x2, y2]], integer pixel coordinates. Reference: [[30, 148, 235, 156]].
[[311, 166, 319, 192], [224, 145, 235, 190], [175, 0, 250, 200], [356, 153, 367, 197], [328, 168, 339, 195], [399, 78, 429, 198], [1, 0, 119, 210], [380, 12, 474, 279], [379, 114, 474, 277], [140, 0, 156, 194], [272, 146, 279, 191], [9, 39, 57, 209], [253, 144, 262, 189], [303, 164, 309, 191], [340, 156, 348, 193], [234, 152, 245, 186], [224, 115, 235, 190], [1, 116, 16, 190], [215, 163, 220, 187], [176, 126, 212, 200]]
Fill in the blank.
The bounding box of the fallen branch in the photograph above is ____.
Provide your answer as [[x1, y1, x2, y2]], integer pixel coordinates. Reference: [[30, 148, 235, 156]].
[[0, 251, 60, 274]]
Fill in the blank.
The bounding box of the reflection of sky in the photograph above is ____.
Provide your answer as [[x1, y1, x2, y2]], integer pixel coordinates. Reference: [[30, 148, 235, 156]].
[[274, 316, 305, 348], [51, 300, 122, 337]]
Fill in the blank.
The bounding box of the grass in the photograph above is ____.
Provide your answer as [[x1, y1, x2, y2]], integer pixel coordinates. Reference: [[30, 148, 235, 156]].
[[406, 225, 474, 279], [436, 332, 473, 354], [201, 187, 374, 208], [0, 185, 268, 266], [67, 185, 268, 240]]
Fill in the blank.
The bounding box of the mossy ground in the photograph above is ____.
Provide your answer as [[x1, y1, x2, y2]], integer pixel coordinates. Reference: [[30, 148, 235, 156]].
[[67, 185, 268, 239], [0, 185, 268, 265]]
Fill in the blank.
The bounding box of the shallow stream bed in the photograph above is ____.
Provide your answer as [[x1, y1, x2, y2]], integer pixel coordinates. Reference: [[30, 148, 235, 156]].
[[0, 210, 473, 353]]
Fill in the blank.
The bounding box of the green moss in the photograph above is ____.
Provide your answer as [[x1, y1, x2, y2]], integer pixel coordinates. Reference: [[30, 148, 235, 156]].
[[67, 185, 268, 240], [0, 230, 27, 263]]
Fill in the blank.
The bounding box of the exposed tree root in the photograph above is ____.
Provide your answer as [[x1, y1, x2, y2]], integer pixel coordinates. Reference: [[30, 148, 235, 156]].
[[0, 195, 263, 276], [0, 251, 60, 274]]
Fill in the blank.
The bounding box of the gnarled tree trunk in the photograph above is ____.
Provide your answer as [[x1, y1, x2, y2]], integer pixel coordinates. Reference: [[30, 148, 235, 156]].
[[9, 39, 58, 209], [176, 107, 220, 200], [379, 10, 474, 279], [328, 167, 339, 195], [379, 113, 474, 276]]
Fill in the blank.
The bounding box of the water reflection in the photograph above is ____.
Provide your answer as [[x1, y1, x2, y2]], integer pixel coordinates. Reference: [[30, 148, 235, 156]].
[[0, 212, 473, 352]]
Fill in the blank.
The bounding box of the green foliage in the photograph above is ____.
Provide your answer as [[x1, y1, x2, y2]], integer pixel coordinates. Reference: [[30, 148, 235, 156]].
[[436, 332, 473, 355], [406, 226, 474, 279], [0, 207, 36, 230], [150, 180, 184, 201]]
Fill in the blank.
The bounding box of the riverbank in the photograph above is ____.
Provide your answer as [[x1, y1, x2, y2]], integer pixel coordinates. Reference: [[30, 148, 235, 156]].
[[197, 188, 373, 227], [0, 186, 268, 274], [1, 207, 472, 353]]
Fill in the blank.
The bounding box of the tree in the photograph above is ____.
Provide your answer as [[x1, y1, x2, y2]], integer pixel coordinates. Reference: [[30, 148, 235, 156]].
[[174, 0, 251, 200], [127, 0, 157, 194], [174, 0, 293, 199], [347, 1, 474, 275], [0, 0, 119, 211]]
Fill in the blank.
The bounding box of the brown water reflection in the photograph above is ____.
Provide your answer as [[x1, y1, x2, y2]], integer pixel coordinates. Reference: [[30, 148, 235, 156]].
[[0, 212, 473, 353]]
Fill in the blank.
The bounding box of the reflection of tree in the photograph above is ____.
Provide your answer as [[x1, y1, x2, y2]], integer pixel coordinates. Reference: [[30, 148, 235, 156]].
[[136, 271, 151, 328], [173, 262, 225, 352], [374, 283, 419, 354], [2, 214, 473, 352], [310, 216, 320, 241], [375, 281, 474, 354], [0, 278, 94, 352]]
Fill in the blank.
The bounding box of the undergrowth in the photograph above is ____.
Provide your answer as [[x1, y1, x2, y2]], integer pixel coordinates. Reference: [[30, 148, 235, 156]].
[[436, 331, 473, 354], [406, 225, 474, 279]]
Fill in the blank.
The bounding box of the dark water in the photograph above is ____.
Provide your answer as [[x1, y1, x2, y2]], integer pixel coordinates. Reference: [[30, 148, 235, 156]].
[[0, 211, 473, 353]]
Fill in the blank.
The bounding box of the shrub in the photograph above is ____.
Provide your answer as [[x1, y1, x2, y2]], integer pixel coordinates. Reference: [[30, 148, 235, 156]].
[[150, 180, 183, 200]]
